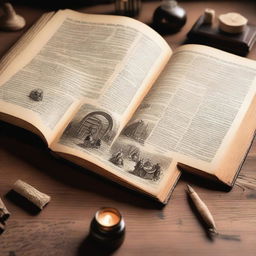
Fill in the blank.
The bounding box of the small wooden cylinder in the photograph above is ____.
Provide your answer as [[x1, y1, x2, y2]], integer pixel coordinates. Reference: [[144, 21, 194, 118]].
[[203, 8, 215, 24], [12, 180, 51, 210]]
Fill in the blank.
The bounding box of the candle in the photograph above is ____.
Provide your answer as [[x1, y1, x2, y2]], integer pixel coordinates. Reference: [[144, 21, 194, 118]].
[[89, 207, 126, 250], [96, 209, 120, 227]]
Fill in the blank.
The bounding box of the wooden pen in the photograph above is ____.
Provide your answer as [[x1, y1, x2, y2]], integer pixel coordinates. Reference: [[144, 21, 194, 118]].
[[187, 184, 217, 235]]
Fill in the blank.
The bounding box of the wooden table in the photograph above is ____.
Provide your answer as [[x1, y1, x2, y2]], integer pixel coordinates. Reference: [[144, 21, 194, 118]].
[[0, 1, 256, 255]]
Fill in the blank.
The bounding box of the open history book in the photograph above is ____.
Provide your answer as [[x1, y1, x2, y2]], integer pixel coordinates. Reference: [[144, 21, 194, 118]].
[[1, 10, 256, 203]]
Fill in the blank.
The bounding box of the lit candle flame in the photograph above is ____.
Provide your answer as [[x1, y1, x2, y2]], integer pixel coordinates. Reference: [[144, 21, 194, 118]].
[[97, 210, 120, 227], [102, 214, 113, 226]]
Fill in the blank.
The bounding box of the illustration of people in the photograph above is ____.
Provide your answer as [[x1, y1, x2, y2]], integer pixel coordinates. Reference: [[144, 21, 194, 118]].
[[83, 130, 94, 147], [143, 160, 152, 172], [95, 138, 101, 149], [123, 120, 144, 140], [133, 159, 144, 176], [131, 159, 161, 181], [83, 127, 102, 149], [110, 150, 124, 167], [129, 151, 140, 162], [152, 163, 161, 181], [143, 160, 155, 179]]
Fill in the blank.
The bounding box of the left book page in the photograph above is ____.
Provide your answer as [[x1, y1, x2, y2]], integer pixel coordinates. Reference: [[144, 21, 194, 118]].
[[0, 9, 171, 145]]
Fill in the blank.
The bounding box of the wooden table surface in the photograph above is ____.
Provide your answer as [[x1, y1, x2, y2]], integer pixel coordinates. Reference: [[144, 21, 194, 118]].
[[0, 1, 256, 256]]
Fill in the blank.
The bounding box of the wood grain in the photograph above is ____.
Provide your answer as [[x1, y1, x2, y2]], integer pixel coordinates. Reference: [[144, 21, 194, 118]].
[[0, 1, 256, 256]]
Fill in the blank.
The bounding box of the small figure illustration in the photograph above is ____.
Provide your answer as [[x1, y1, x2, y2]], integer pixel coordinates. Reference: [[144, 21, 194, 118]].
[[29, 89, 43, 101], [131, 159, 162, 181], [132, 159, 144, 176], [152, 163, 161, 181], [95, 138, 101, 149], [83, 127, 95, 148], [122, 119, 150, 144], [127, 146, 140, 162], [130, 151, 140, 162], [141, 160, 153, 178], [81, 127, 103, 149], [110, 150, 124, 167]]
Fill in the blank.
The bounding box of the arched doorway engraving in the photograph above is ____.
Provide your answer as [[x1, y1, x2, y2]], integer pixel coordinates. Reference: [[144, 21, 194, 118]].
[[75, 111, 113, 141]]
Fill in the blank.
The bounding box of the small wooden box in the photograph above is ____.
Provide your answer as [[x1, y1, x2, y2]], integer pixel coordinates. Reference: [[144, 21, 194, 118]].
[[187, 16, 256, 56]]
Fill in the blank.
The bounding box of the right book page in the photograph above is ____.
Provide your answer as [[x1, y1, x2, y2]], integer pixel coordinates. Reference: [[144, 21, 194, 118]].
[[53, 42, 256, 201], [51, 43, 256, 202], [133, 44, 256, 185]]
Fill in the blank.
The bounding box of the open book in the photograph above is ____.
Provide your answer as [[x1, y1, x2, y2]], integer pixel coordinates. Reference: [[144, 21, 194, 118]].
[[1, 10, 256, 203]]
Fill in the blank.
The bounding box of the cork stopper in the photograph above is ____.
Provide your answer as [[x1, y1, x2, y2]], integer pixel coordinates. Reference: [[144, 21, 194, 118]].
[[0, 2, 26, 31]]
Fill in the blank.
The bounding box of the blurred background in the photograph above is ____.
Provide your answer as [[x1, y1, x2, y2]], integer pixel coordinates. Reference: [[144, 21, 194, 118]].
[[7, 0, 256, 10]]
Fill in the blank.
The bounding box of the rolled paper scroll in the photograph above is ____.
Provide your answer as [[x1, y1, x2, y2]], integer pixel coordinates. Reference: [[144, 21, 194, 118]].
[[218, 12, 248, 34], [13, 180, 51, 210]]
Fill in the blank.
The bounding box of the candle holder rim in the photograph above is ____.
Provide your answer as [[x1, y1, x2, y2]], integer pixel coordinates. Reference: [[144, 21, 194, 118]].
[[95, 207, 122, 228]]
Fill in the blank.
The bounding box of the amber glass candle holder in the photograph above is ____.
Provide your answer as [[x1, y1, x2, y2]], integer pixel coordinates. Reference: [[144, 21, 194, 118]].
[[89, 207, 126, 250]]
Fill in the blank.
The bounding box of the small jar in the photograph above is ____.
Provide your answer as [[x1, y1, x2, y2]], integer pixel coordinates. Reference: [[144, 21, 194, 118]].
[[89, 207, 126, 250]]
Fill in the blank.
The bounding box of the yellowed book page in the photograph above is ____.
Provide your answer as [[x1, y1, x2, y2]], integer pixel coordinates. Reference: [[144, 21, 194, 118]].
[[0, 9, 171, 146], [52, 60, 176, 197], [51, 20, 172, 195], [0, 10, 78, 145], [46, 43, 256, 196], [126, 44, 256, 178], [0, 12, 55, 76], [215, 91, 256, 185]]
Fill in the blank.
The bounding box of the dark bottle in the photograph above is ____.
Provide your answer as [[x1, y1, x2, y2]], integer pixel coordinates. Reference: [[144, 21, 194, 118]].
[[153, 0, 187, 33]]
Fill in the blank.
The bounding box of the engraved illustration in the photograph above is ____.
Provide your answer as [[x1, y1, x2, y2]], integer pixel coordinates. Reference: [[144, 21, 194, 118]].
[[121, 119, 155, 144], [131, 159, 161, 181], [59, 104, 117, 152], [109, 138, 172, 182], [109, 150, 124, 167], [76, 110, 113, 149]]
